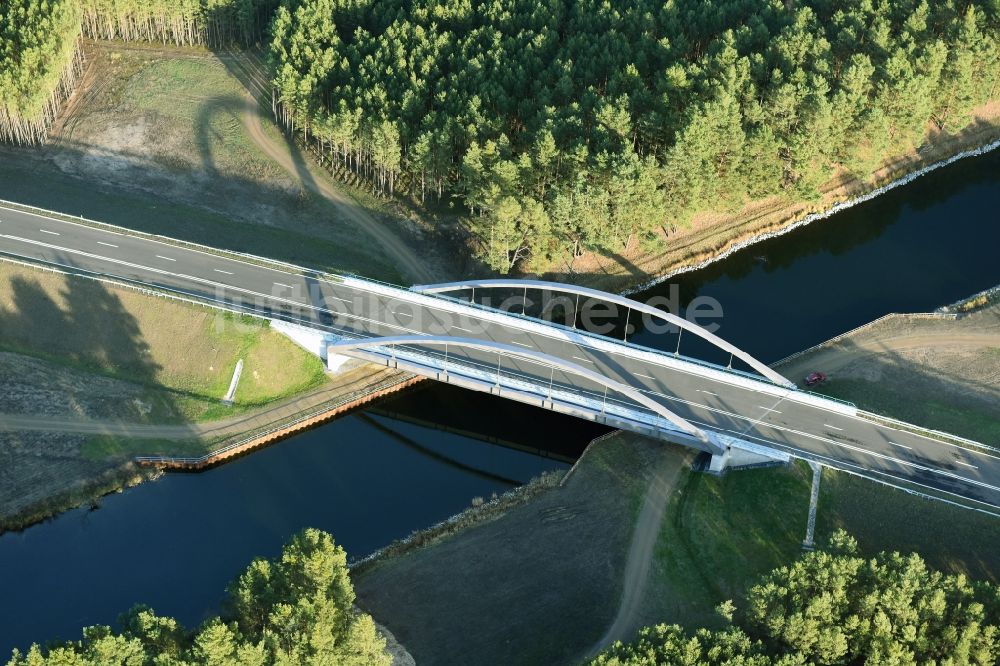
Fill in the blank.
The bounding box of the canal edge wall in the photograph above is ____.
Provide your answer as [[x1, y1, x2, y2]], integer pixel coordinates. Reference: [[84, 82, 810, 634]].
[[619, 136, 1000, 296], [136, 374, 424, 471]]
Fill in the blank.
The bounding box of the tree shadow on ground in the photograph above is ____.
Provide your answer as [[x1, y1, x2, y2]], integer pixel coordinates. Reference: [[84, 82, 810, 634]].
[[0, 138, 404, 283], [1, 274, 160, 383], [0, 271, 198, 524], [0, 271, 223, 435]]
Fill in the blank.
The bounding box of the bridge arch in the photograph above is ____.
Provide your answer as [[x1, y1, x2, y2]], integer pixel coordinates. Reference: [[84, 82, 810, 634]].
[[412, 279, 793, 388], [328, 334, 723, 455]]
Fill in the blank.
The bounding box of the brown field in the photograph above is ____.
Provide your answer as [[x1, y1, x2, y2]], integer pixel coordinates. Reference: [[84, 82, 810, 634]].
[[777, 303, 1000, 444]]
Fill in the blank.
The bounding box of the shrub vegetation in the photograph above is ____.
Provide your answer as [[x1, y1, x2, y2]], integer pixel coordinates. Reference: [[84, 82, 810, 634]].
[[593, 531, 1000, 665], [6, 529, 392, 665]]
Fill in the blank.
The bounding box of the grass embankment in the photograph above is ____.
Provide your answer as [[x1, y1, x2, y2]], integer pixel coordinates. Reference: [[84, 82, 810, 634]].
[[643, 458, 1000, 633], [354, 433, 684, 666], [0, 261, 339, 529], [642, 300, 1000, 631], [353, 429, 1000, 664], [0, 261, 326, 422], [0, 42, 412, 282]]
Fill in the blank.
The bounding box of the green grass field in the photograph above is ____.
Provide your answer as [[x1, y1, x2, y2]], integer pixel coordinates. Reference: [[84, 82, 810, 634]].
[[0, 262, 327, 423], [80, 436, 216, 460], [821, 377, 1000, 444], [123, 57, 287, 181], [641, 459, 1000, 632]]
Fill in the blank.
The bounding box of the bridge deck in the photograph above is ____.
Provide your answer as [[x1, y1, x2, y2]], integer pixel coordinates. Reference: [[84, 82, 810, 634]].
[[1, 201, 997, 512]]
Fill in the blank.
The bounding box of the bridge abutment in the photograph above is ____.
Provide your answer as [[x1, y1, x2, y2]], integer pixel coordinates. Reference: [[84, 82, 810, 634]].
[[705, 436, 790, 475]]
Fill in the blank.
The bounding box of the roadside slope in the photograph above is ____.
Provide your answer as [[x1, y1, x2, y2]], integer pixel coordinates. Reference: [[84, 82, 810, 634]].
[[587, 447, 693, 658], [354, 433, 692, 666]]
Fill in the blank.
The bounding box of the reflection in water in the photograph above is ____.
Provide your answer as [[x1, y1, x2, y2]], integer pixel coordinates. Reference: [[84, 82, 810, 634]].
[[627, 148, 1000, 366], [1, 147, 998, 657], [0, 394, 596, 657]]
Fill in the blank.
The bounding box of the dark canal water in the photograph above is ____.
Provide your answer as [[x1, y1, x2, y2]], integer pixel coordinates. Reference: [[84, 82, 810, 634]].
[[1, 148, 998, 655]]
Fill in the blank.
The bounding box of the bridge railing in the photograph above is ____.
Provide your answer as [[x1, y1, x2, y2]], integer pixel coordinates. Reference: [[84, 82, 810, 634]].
[[330, 274, 856, 411], [338, 336, 707, 437], [0, 197, 852, 408]]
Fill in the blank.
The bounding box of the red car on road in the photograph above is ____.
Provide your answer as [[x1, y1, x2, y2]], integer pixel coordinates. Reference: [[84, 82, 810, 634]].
[[804, 371, 827, 387]]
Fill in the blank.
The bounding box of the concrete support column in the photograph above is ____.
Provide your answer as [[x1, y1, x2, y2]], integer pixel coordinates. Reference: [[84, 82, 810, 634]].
[[802, 461, 822, 550]]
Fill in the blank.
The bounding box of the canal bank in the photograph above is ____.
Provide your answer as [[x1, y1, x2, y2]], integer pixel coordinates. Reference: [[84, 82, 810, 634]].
[[566, 103, 1000, 294], [352, 290, 1000, 666], [2, 141, 999, 659]]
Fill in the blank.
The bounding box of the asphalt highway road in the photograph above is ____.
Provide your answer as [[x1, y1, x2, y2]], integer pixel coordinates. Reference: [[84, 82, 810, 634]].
[[1, 203, 998, 510]]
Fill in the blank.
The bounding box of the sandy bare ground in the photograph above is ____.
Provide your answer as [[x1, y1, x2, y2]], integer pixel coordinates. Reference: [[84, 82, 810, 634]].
[[776, 304, 999, 444], [785, 332, 998, 379], [779, 307, 1000, 404]]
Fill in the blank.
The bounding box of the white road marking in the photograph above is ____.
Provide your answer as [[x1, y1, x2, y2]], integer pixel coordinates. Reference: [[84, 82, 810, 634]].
[[511, 341, 532, 348], [97, 241, 118, 248], [697, 389, 717, 396], [758, 406, 782, 413], [572, 355, 595, 364], [956, 461, 979, 469], [859, 417, 1000, 461], [214, 269, 233, 275], [703, 423, 1000, 512], [330, 296, 353, 304], [635, 373, 656, 380], [452, 325, 471, 332], [273, 282, 294, 289], [155, 255, 176, 262], [2, 210, 996, 500], [824, 424, 843, 431], [39, 229, 60, 236], [889, 441, 912, 450]]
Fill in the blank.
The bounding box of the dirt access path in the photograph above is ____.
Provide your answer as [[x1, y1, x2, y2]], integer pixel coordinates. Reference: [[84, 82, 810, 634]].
[[587, 448, 693, 658], [219, 50, 438, 284], [0, 366, 406, 441]]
